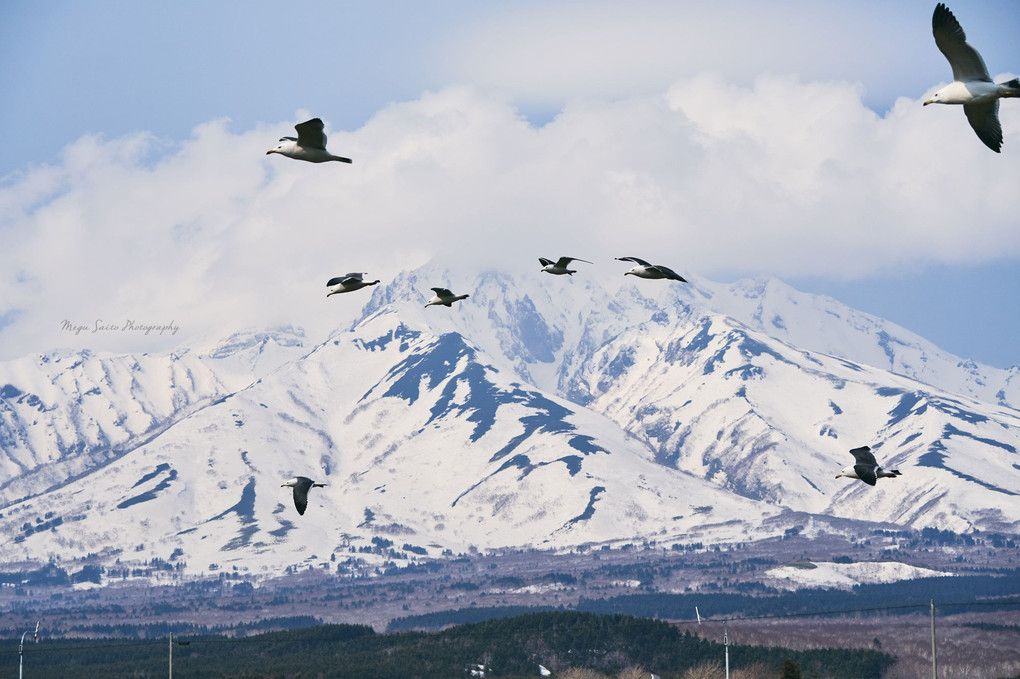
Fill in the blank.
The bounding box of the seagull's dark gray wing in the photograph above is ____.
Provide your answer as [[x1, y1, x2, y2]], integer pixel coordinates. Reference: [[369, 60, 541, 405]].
[[539, 257, 555, 267], [292, 477, 314, 515], [431, 287, 453, 297], [652, 265, 687, 282], [848, 446, 878, 466], [293, 488, 308, 514], [964, 100, 1003, 152], [343, 272, 366, 281], [932, 3, 991, 83], [326, 277, 346, 287], [557, 256, 592, 267], [853, 465, 878, 486], [617, 256, 652, 266], [279, 136, 298, 142], [295, 118, 328, 150]]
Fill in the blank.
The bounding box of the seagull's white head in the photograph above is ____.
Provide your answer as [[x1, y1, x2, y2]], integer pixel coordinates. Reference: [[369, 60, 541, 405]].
[[923, 82, 974, 106], [266, 140, 297, 156], [836, 465, 857, 480], [281, 477, 299, 488]]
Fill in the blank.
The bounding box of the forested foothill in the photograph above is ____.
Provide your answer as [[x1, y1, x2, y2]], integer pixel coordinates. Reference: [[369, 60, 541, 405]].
[[0, 611, 894, 679]]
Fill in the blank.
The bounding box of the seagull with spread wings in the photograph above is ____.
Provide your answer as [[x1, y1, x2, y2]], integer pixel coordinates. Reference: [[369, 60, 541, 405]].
[[616, 256, 687, 282], [425, 287, 470, 308], [267, 118, 353, 163], [836, 446, 902, 486], [539, 256, 593, 276], [281, 476, 326, 515], [326, 272, 380, 296], [924, 3, 1019, 152]]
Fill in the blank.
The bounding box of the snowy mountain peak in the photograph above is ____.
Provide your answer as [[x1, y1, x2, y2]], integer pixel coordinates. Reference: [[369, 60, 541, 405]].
[[205, 325, 307, 359], [1, 264, 1018, 580]]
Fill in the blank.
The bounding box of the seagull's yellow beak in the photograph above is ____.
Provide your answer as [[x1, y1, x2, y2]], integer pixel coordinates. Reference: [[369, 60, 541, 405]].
[[923, 99, 933, 106], [835, 473, 842, 479]]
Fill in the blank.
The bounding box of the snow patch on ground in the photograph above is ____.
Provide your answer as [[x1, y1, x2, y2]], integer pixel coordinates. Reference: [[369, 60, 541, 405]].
[[508, 583, 570, 595], [764, 560, 952, 590], [610, 579, 643, 588]]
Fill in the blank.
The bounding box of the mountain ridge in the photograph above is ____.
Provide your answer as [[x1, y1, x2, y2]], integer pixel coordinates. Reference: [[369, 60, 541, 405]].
[[1, 265, 1017, 580]]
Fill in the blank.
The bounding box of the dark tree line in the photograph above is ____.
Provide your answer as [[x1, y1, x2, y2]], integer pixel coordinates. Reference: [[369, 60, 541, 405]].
[[0, 611, 892, 679]]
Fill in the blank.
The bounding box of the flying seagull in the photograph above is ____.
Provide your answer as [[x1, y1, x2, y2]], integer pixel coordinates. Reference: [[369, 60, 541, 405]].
[[836, 446, 902, 486], [616, 256, 687, 282], [326, 272, 380, 296], [924, 3, 1020, 152], [539, 256, 592, 276], [281, 476, 326, 515], [266, 118, 353, 163], [425, 287, 470, 308]]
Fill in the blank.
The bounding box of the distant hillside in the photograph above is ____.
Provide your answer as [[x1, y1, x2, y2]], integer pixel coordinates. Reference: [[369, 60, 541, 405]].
[[384, 571, 1020, 632], [575, 571, 1020, 620]]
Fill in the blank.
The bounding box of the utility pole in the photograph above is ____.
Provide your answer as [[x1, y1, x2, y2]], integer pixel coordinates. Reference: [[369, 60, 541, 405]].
[[697, 606, 729, 679], [930, 599, 938, 679], [723, 625, 730, 679], [169, 632, 190, 678], [19, 622, 39, 679]]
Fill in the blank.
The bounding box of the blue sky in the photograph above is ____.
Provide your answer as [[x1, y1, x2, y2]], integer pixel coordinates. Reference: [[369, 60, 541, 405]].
[[1, 0, 1018, 367]]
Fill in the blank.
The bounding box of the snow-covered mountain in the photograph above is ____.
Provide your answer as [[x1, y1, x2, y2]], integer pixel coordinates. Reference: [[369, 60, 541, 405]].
[[370, 265, 1018, 531], [696, 276, 1020, 409], [0, 327, 308, 506], [1, 264, 1017, 578]]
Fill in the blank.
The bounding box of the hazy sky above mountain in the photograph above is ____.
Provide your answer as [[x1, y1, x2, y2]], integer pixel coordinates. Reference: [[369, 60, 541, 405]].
[[1, 0, 1018, 367]]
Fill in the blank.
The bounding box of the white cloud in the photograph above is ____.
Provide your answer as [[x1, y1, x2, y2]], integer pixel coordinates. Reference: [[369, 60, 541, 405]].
[[1, 77, 1018, 360], [437, 0, 947, 112]]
